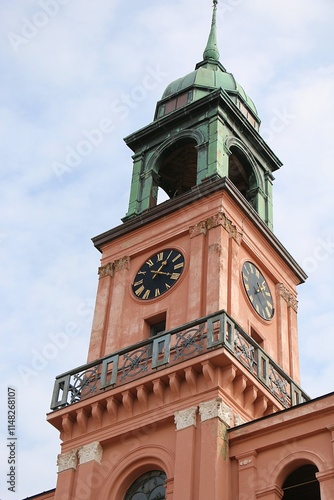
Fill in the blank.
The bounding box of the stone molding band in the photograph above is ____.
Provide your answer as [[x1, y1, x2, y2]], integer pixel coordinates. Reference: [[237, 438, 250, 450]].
[[99, 212, 242, 279]]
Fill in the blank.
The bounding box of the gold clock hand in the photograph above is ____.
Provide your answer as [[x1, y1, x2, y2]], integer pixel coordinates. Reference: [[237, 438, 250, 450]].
[[151, 270, 172, 276], [152, 250, 173, 279]]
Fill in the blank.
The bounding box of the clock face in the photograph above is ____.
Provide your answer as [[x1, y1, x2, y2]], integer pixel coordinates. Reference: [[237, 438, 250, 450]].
[[241, 261, 274, 320], [132, 248, 185, 300]]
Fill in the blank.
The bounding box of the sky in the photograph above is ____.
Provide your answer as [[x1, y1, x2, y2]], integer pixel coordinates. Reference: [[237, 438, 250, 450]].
[[0, 0, 333, 497]]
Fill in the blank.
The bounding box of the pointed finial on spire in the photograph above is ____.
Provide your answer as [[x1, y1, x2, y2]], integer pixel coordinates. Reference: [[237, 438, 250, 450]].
[[203, 0, 220, 62]]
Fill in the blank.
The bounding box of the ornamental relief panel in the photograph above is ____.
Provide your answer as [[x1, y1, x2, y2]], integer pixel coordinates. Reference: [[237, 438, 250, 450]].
[[78, 442, 103, 465], [98, 262, 114, 279], [189, 211, 243, 244], [98, 256, 130, 279], [174, 406, 197, 430], [199, 398, 233, 427], [276, 283, 298, 312], [57, 450, 78, 472]]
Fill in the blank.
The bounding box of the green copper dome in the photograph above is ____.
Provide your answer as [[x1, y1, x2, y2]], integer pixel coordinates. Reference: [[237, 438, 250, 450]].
[[156, 1, 259, 125], [161, 62, 258, 117]]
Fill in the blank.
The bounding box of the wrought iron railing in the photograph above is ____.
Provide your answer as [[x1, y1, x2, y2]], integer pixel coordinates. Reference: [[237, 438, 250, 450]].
[[50, 310, 309, 411]]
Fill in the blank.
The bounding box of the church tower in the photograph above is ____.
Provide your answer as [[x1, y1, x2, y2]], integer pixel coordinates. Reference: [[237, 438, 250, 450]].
[[47, 3, 312, 499]]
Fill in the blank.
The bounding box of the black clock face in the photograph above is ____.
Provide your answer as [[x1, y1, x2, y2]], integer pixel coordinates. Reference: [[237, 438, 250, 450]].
[[242, 261, 274, 320], [132, 248, 185, 300]]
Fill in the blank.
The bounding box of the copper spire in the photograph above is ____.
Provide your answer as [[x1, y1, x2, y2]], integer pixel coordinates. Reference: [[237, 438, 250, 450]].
[[203, 0, 220, 61]]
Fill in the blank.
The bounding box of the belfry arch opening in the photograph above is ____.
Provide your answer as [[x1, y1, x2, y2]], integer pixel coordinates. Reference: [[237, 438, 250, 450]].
[[157, 138, 198, 199], [228, 146, 258, 207], [282, 464, 320, 499]]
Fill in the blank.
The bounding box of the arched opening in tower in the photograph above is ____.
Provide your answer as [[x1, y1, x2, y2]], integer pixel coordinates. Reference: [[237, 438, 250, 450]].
[[228, 146, 256, 199], [158, 139, 197, 199]]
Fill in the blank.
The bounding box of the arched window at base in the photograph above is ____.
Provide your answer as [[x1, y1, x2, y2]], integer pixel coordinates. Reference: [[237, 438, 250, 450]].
[[282, 464, 320, 499], [124, 470, 167, 500]]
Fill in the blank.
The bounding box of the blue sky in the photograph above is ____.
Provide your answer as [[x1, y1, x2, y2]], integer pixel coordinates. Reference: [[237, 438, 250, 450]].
[[0, 0, 334, 497]]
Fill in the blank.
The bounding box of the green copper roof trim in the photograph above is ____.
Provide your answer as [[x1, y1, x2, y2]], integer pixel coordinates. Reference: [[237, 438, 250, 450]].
[[203, 0, 220, 61]]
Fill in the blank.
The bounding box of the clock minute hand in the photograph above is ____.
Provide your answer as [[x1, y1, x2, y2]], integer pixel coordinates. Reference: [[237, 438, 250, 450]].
[[152, 251, 173, 279]]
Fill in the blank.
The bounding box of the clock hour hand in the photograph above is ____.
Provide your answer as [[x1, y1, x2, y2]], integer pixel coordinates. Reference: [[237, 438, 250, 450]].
[[151, 270, 172, 276]]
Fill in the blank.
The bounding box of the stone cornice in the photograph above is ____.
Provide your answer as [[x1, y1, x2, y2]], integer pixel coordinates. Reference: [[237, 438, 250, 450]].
[[124, 89, 282, 171], [92, 177, 306, 284]]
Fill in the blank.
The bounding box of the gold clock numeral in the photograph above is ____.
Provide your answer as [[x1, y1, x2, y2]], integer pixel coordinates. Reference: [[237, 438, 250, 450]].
[[155, 288, 161, 297], [242, 273, 248, 281], [249, 294, 254, 303], [265, 307, 270, 318], [157, 252, 164, 262], [133, 279, 143, 286], [142, 289, 150, 300], [134, 285, 145, 297], [267, 301, 273, 309], [146, 259, 154, 267], [171, 272, 180, 280], [138, 270, 146, 275], [172, 253, 182, 262], [165, 283, 171, 290], [174, 262, 184, 270]]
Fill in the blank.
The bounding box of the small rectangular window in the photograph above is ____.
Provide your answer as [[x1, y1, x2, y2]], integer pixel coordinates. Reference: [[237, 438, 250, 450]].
[[150, 320, 166, 338], [145, 313, 167, 356]]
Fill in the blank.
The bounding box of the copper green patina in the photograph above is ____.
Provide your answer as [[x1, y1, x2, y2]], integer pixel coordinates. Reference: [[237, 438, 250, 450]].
[[123, 1, 281, 230]]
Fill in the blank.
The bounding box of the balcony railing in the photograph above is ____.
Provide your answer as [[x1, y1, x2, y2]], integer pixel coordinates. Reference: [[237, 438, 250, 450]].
[[50, 310, 310, 411]]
